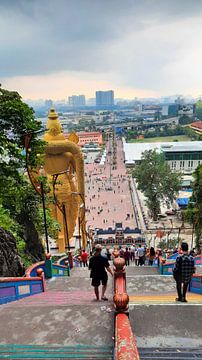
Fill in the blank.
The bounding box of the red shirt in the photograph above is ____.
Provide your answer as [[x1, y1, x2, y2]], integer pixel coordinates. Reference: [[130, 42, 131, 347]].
[[81, 252, 88, 262]]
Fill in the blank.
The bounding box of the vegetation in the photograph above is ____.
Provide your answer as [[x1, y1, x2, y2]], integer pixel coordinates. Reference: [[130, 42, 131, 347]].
[[128, 135, 190, 143], [186, 164, 202, 252], [158, 237, 179, 250], [133, 150, 182, 221], [178, 115, 194, 125], [0, 85, 58, 265], [125, 123, 193, 142], [195, 100, 202, 120]]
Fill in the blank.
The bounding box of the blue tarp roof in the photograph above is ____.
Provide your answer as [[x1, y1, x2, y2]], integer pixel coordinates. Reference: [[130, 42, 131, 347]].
[[176, 198, 189, 206]]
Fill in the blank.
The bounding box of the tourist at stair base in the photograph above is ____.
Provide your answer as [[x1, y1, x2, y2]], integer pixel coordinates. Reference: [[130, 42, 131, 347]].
[[130, 244, 135, 261], [173, 242, 195, 303], [81, 249, 88, 267], [137, 244, 145, 266], [148, 247, 156, 266], [134, 248, 139, 266], [89, 244, 114, 301], [124, 247, 130, 266]]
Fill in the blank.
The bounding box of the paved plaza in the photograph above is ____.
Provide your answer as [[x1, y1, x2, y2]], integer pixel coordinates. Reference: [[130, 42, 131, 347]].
[[85, 138, 137, 230]]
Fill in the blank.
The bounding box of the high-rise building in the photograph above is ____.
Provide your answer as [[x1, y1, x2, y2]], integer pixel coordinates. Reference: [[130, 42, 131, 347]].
[[44, 99, 53, 108], [68, 95, 86, 107], [96, 90, 114, 107]]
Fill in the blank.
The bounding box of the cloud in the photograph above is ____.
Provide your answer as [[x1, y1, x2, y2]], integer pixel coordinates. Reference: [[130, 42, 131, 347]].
[[1, 0, 202, 97], [2, 71, 158, 99]]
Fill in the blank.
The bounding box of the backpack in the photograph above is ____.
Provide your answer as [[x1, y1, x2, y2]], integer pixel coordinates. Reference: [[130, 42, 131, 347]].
[[173, 256, 182, 281], [173, 254, 195, 281]]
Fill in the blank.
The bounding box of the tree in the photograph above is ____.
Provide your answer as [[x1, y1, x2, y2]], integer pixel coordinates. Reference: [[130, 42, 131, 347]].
[[195, 100, 202, 120], [133, 150, 182, 221], [0, 85, 57, 264], [89, 119, 96, 131], [178, 115, 193, 125], [186, 165, 202, 252]]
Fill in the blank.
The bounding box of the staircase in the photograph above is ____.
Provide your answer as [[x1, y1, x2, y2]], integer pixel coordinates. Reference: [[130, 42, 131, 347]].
[[0, 268, 114, 359], [126, 265, 159, 276], [139, 347, 202, 359], [0, 344, 113, 359], [126, 265, 175, 295], [126, 264, 202, 359]]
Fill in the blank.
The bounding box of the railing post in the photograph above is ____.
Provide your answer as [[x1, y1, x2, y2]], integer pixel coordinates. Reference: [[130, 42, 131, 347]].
[[113, 255, 140, 359], [161, 258, 166, 275], [45, 253, 53, 279], [68, 251, 73, 269], [64, 260, 70, 276], [37, 268, 46, 292]]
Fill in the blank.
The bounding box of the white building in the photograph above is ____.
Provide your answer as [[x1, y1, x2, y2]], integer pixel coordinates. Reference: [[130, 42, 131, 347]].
[[123, 140, 202, 174]]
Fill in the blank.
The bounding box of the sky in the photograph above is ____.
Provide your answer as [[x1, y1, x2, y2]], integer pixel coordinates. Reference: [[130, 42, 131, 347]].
[[1, 0, 202, 100]]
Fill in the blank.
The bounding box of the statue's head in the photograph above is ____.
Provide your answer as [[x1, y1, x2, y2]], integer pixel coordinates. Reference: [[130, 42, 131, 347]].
[[44, 108, 65, 140]]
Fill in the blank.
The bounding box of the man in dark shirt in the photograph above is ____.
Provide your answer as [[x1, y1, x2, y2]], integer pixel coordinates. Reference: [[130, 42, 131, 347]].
[[173, 242, 195, 302], [89, 244, 113, 301]]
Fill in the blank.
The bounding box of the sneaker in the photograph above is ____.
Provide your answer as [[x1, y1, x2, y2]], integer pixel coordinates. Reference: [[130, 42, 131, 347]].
[[181, 297, 187, 303], [101, 297, 108, 301], [175, 298, 182, 302]]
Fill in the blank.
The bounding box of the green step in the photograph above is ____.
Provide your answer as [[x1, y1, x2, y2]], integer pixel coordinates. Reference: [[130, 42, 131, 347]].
[[0, 344, 113, 359]]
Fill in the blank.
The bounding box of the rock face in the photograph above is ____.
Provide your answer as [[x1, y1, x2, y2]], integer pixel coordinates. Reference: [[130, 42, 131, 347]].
[[23, 219, 44, 261], [0, 227, 25, 277]]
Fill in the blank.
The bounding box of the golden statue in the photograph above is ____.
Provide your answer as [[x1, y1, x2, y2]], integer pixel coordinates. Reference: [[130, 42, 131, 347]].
[[42, 108, 86, 252]]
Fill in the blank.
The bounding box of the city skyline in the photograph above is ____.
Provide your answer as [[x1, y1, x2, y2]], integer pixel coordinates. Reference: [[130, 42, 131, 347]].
[[1, 1, 202, 99]]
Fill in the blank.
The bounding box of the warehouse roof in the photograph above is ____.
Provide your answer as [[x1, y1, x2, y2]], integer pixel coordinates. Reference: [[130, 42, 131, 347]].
[[123, 139, 202, 163]]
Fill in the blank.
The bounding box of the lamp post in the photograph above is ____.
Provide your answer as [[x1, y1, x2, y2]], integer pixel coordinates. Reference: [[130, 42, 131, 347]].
[[71, 192, 86, 249], [167, 219, 173, 248], [189, 202, 196, 250], [78, 215, 81, 250], [38, 180, 50, 254], [62, 203, 70, 251], [191, 222, 195, 250], [52, 171, 70, 251]]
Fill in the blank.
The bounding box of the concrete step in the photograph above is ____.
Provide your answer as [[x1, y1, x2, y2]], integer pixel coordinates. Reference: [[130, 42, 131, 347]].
[[139, 348, 202, 359], [0, 344, 113, 359], [130, 304, 202, 349], [126, 274, 175, 295], [46, 269, 113, 293], [126, 266, 159, 276]]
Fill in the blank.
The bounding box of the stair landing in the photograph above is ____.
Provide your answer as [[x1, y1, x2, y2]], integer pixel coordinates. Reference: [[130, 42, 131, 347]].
[[0, 268, 114, 348]]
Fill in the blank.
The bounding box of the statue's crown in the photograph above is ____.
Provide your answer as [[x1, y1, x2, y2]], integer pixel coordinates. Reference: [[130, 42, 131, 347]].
[[45, 107, 64, 138], [48, 108, 58, 120]]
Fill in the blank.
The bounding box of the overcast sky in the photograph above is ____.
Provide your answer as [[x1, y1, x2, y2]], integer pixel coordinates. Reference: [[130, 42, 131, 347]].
[[1, 0, 202, 99]]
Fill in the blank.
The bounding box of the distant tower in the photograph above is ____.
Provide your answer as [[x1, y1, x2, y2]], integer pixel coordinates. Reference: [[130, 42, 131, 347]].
[[45, 99, 53, 108], [68, 95, 86, 107], [96, 90, 114, 107]]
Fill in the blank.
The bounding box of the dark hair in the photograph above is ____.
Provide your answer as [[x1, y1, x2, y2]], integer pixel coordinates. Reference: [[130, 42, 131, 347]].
[[150, 247, 155, 256], [181, 242, 188, 252]]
